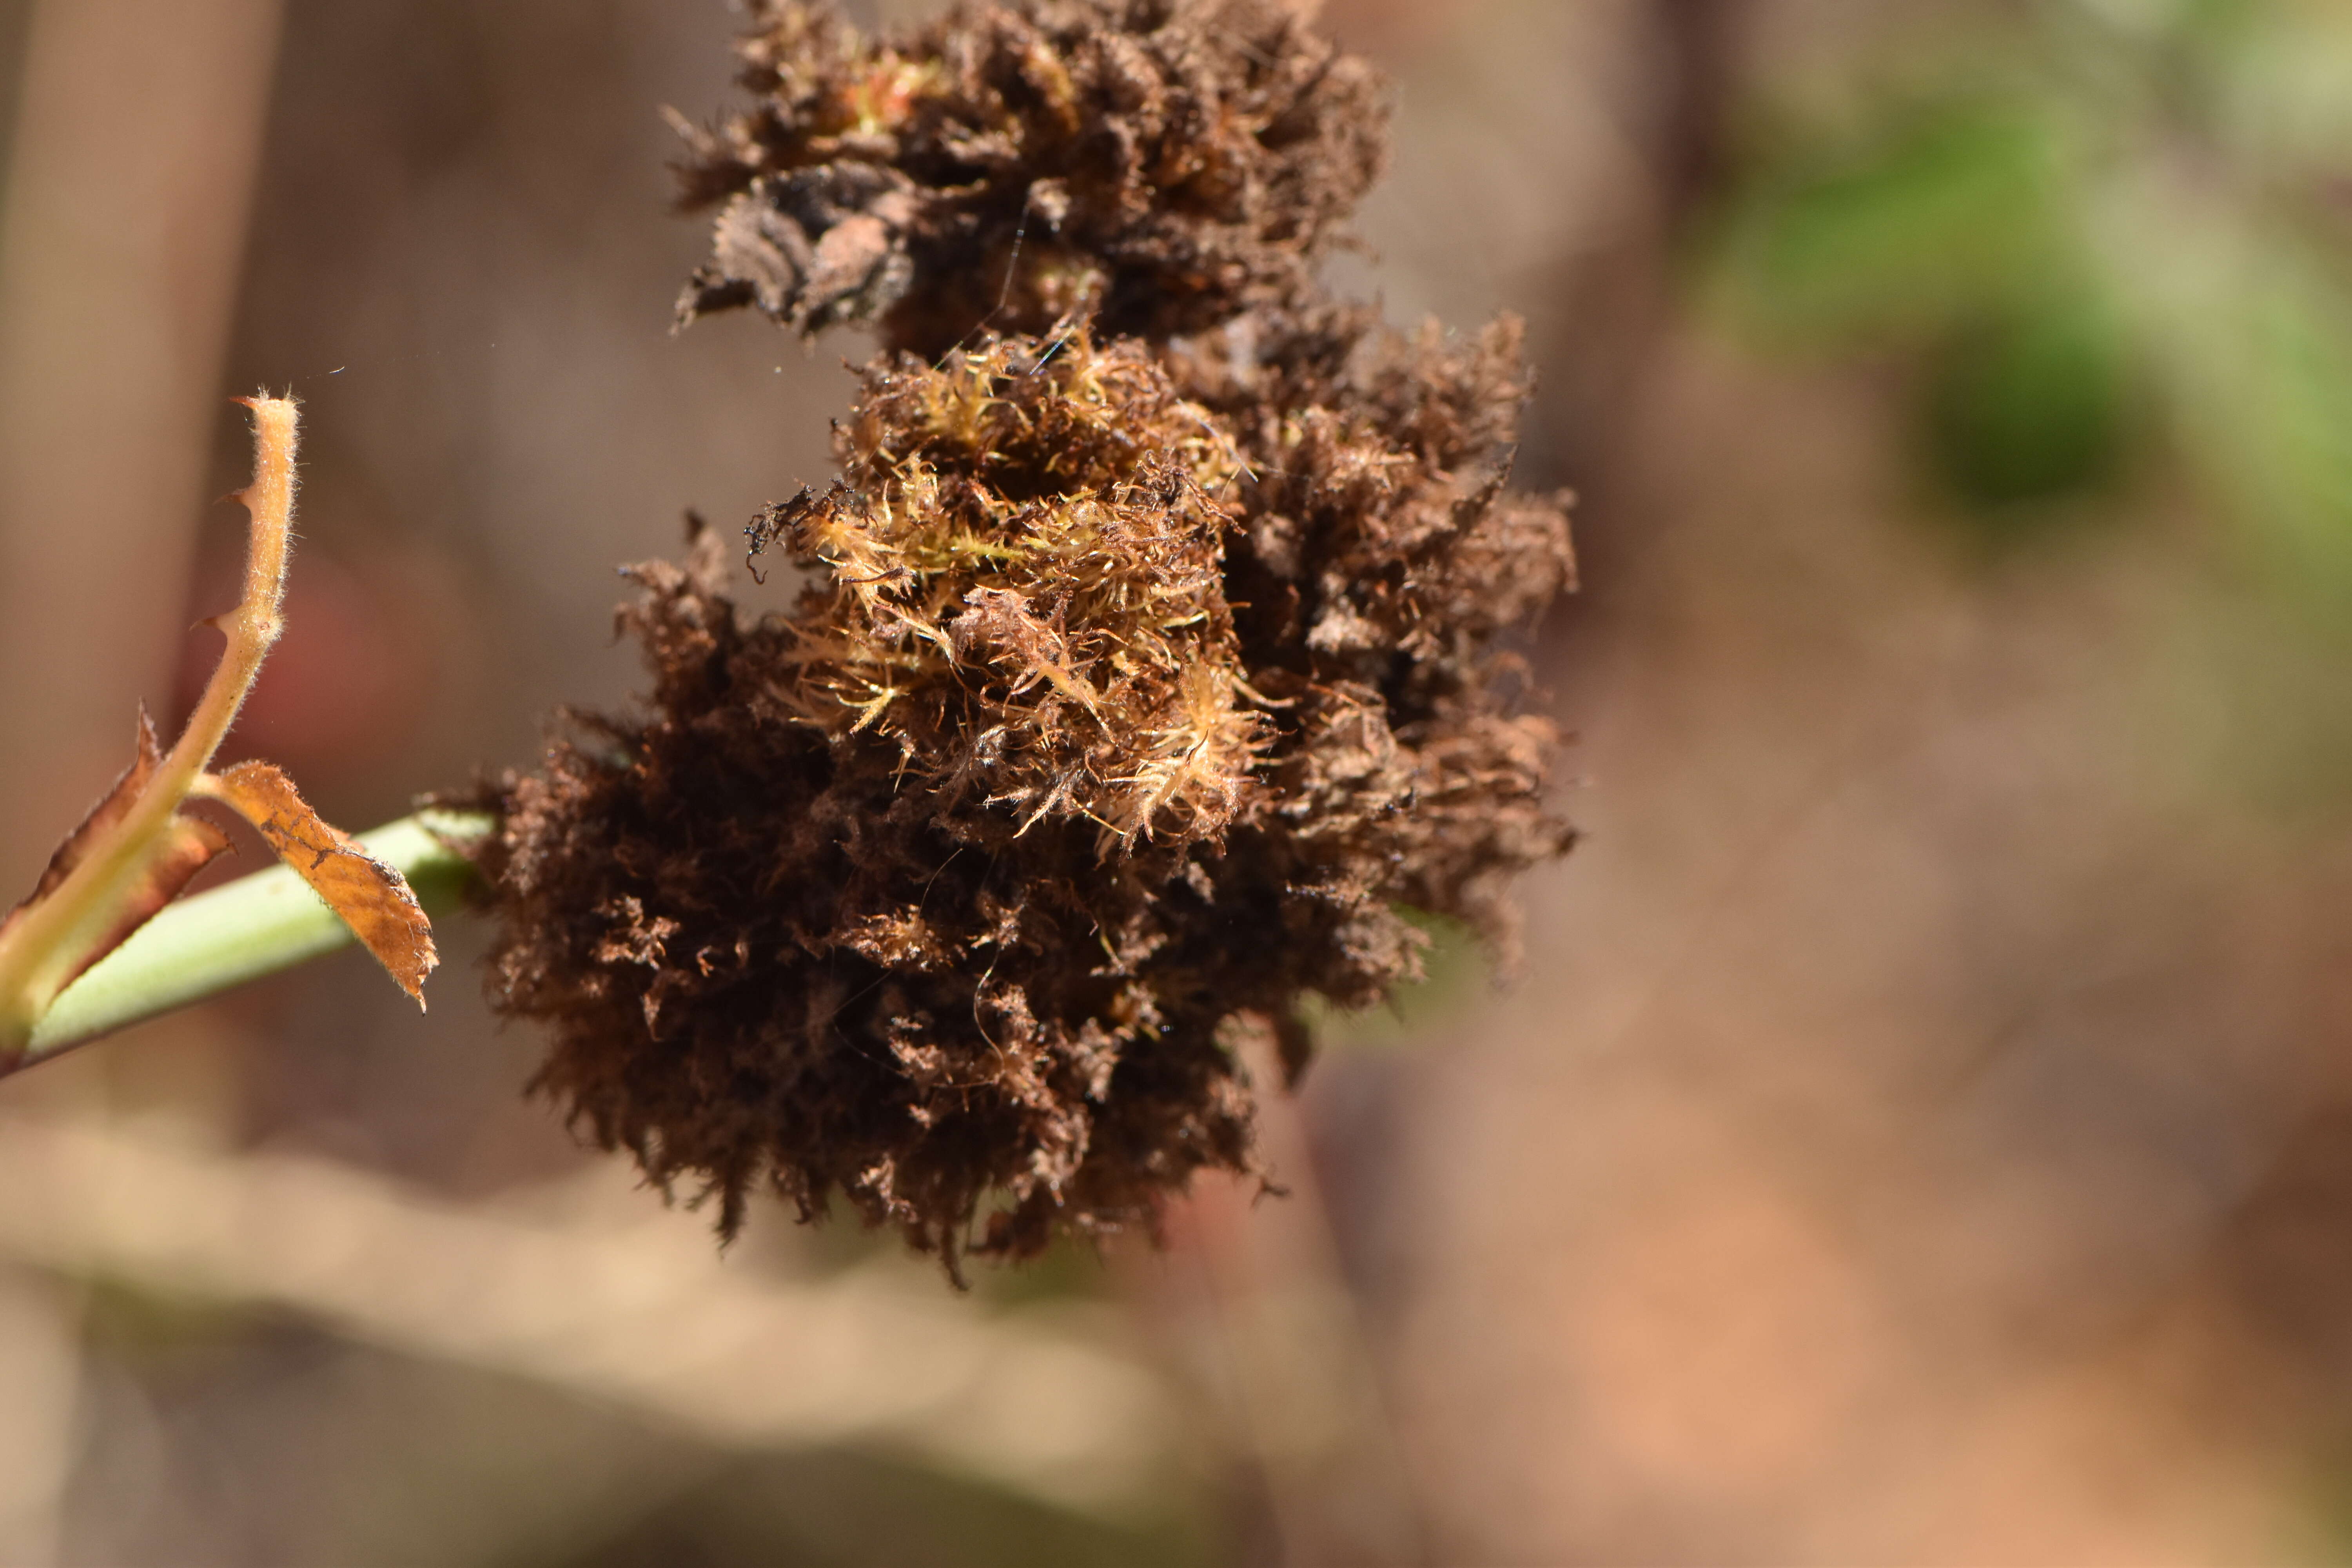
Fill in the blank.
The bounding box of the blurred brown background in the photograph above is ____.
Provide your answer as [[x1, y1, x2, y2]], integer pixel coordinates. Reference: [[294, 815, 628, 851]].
[[9, 0, 2352, 1562]]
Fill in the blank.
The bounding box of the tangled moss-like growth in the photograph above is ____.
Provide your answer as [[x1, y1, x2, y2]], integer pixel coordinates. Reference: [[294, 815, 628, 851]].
[[476, 0, 1574, 1269], [672, 0, 1384, 355]]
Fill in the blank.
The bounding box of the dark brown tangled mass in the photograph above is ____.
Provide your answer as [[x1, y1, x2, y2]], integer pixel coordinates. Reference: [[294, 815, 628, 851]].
[[474, 0, 1575, 1269]]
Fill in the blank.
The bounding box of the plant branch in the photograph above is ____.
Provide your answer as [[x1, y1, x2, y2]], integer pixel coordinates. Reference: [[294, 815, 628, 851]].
[[0, 396, 299, 1050], [16, 809, 491, 1071], [163, 394, 296, 793]]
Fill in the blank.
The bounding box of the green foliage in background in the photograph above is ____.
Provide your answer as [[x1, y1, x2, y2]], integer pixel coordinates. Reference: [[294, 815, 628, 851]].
[[1711, 0, 2352, 581]]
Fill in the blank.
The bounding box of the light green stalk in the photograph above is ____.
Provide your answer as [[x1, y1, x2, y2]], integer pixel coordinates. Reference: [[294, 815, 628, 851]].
[[18, 810, 492, 1069]]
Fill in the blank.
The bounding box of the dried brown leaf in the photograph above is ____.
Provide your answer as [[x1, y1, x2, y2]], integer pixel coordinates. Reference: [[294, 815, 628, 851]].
[[0, 709, 235, 987], [0, 709, 167, 943], [206, 761, 437, 1005]]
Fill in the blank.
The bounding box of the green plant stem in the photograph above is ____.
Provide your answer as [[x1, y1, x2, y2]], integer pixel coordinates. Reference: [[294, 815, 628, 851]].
[[15, 810, 492, 1070]]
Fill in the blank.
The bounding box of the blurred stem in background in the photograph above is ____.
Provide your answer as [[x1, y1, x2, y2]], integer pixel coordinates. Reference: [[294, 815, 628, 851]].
[[1531, 0, 1747, 637], [0, 5, 287, 1564], [0, 0, 289, 897]]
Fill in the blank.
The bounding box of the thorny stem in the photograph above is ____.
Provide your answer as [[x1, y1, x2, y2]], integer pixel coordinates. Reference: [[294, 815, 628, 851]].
[[18, 811, 491, 1070], [0, 396, 298, 1053]]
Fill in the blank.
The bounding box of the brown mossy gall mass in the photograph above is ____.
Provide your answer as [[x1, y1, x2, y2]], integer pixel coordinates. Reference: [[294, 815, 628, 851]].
[[671, 0, 1385, 356], [474, 0, 1575, 1270]]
